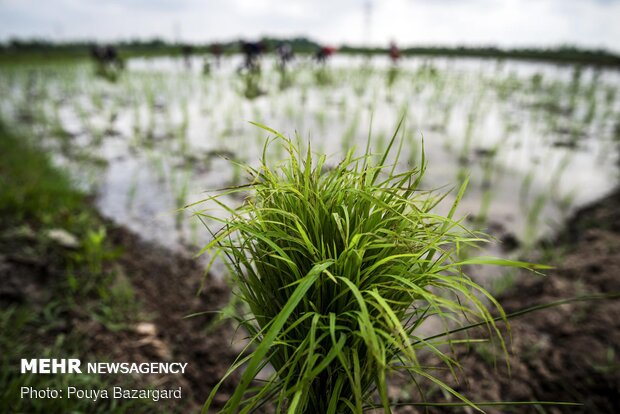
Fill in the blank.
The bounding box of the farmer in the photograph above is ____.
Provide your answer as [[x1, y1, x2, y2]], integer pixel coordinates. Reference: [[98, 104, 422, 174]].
[[276, 42, 294, 71], [314, 45, 336, 64], [389, 41, 401, 64], [90, 44, 123, 70], [210, 43, 223, 67], [240, 40, 264, 71], [181, 44, 194, 69]]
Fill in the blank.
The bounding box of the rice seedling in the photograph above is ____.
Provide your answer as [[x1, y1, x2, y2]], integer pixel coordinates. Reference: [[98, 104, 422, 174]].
[[341, 111, 361, 153], [172, 169, 191, 229], [460, 104, 480, 162], [405, 129, 420, 168], [240, 69, 264, 100], [524, 193, 548, 249], [277, 66, 294, 91], [549, 152, 572, 200], [126, 169, 139, 209], [315, 108, 328, 134], [476, 188, 494, 228], [195, 122, 547, 413], [313, 67, 332, 87], [519, 169, 535, 207], [178, 98, 190, 147], [386, 66, 399, 92]]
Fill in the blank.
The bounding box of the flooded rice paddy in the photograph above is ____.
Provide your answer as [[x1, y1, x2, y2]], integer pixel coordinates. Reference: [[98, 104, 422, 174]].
[[2, 55, 619, 281]]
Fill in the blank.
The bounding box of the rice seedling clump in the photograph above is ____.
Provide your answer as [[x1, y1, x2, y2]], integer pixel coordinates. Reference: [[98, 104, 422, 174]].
[[199, 124, 535, 413]]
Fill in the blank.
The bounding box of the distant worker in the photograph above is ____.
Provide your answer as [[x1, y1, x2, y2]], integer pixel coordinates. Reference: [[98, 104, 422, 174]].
[[314, 46, 336, 64], [181, 44, 194, 69], [240, 40, 264, 71], [90, 44, 123, 70], [210, 43, 223, 67], [275, 42, 294, 71], [389, 41, 401, 64]]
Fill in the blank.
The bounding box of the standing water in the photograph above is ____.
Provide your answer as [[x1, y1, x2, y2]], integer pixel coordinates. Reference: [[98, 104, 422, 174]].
[[1, 55, 618, 283]]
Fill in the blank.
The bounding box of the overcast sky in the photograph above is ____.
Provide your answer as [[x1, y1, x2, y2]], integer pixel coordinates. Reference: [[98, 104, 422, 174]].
[[1, 0, 619, 51]]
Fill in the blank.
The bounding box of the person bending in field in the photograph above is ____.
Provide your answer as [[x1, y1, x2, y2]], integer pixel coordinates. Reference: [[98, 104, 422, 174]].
[[90, 45, 123, 69], [240, 40, 264, 72], [181, 44, 194, 69], [314, 46, 336, 64], [90, 44, 124, 82], [276, 42, 294, 71], [210, 43, 223, 67], [389, 41, 401, 64]]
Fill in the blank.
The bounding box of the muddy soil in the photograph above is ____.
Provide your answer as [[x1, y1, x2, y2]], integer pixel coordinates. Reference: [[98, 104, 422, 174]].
[[1, 213, 239, 412], [103, 225, 240, 411], [403, 189, 620, 414]]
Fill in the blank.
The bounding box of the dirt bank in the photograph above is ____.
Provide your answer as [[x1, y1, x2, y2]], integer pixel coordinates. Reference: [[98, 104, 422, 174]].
[[406, 188, 620, 414], [1, 212, 239, 412]]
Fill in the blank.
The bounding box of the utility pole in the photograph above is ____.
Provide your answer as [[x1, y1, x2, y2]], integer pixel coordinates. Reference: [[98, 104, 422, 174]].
[[363, 1, 373, 46]]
